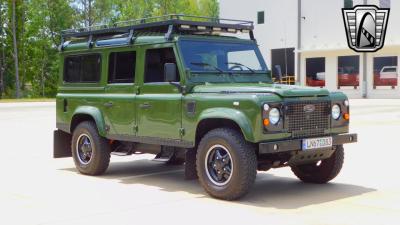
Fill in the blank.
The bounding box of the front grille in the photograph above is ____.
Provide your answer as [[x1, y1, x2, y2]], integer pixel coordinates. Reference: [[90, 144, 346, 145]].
[[285, 101, 330, 138]]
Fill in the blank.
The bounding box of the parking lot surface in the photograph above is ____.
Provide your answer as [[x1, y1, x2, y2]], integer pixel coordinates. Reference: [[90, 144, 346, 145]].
[[1, 100, 400, 225]]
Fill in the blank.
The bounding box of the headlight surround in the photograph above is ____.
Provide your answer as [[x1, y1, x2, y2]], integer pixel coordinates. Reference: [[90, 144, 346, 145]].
[[269, 108, 281, 125], [331, 104, 341, 120]]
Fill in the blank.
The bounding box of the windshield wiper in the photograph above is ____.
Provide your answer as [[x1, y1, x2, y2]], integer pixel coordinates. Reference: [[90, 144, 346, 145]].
[[190, 62, 223, 73], [226, 62, 255, 73]]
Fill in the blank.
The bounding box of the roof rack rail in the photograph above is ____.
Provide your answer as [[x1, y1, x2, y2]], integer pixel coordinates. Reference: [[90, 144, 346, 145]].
[[60, 14, 255, 50]]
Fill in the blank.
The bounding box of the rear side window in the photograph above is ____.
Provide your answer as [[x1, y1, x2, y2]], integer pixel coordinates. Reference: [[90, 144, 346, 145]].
[[108, 51, 136, 83], [64, 54, 101, 83], [144, 48, 180, 83]]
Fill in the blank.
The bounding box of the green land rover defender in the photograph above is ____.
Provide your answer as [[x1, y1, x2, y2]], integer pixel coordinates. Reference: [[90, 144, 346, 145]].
[[54, 15, 357, 200]]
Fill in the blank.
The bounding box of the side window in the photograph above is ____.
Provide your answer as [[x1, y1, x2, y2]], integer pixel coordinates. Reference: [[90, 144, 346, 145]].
[[144, 48, 180, 83], [64, 54, 101, 83], [108, 51, 136, 83]]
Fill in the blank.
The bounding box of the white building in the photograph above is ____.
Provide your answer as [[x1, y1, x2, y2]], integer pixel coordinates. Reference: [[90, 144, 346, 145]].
[[220, 0, 400, 98]]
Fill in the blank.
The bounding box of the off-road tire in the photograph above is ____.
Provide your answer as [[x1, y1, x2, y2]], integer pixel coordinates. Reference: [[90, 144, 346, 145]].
[[71, 121, 111, 175], [196, 128, 257, 200], [291, 145, 344, 184]]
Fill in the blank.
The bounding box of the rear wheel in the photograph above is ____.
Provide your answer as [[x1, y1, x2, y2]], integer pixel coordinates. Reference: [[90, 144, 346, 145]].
[[71, 121, 111, 175], [291, 145, 344, 183], [196, 128, 257, 200]]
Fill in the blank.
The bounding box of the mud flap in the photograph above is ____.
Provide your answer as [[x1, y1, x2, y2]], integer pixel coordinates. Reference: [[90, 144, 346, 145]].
[[53, 130, 72, 158], [184, 148, 198, 180]]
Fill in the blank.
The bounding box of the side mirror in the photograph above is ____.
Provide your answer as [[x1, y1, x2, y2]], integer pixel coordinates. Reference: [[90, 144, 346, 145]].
[[164, 63, 177, 82]]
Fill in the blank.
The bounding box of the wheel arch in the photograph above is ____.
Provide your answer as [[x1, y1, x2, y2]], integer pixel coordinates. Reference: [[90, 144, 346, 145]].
[[70, 106, 106, 136], [195, 108, 255, 146]]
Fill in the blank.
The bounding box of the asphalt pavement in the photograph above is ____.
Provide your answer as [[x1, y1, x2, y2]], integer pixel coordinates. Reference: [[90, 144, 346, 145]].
[[1, 100, 400, 225]]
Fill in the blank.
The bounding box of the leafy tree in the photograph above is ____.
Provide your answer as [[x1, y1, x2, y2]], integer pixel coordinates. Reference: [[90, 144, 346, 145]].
[[0, 0, 220, 98]]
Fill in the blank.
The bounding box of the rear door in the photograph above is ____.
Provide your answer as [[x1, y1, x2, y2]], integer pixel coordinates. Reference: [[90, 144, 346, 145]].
[[103, 49, 138, 137], [136, 45, 182, 140]]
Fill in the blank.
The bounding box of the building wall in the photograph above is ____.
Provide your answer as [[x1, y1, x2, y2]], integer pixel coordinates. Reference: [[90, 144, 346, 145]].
[[220, 0, 400, 98], [220, 0, 298, 67]]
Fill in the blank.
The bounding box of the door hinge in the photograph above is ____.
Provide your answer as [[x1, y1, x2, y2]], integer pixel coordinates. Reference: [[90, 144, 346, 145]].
[[135, 87, 140, 94], [179, 128, 185, 136]]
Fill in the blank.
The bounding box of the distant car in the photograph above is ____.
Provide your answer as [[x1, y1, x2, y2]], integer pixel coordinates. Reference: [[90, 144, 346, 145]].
[[380, 66, 398, 79], [338, 68, 359, 89], [306, 72, 325, 87], [374, 66, 398, 89]]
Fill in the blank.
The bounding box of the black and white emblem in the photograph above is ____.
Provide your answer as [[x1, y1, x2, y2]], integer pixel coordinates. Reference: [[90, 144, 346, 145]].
[[342, 5, 389, 52]]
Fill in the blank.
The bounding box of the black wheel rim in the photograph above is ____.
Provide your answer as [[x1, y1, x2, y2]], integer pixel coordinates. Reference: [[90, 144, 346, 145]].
[[205, 145, 233, 186], [76, 134, 93, 165]]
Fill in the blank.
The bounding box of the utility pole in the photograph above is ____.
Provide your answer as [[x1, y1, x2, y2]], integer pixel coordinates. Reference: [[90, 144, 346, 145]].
[[296, 0, 302, 85], [362, 0, 368, 98]]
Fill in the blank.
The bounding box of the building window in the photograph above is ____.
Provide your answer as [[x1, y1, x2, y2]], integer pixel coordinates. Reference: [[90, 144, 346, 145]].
[[373, 56, 398, 89], [306, 57, 325, 87], [108, 51, 136, 83], [338, 55, 359, 89], [144, 48, 179, 83], [380, 0, 390, 8], [257, 11, 265, 24], [64, 54, 101, 83], [344, 0, 353, 8], [271, 48, 295, 84]]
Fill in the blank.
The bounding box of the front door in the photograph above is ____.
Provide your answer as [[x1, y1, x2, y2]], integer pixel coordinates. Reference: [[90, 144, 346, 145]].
[[136, 46, 182, 140]]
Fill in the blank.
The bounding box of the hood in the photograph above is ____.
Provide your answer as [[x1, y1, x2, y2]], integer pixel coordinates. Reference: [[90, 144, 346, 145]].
[[191, 83, 330, 97]]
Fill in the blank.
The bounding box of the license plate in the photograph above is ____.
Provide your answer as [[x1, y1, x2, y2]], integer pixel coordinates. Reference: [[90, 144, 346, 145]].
[[302, 137, 333, 150]]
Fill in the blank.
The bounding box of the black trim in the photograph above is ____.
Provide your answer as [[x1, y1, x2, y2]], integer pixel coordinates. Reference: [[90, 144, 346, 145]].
[[258, 133, 357, 154], [107, 134, 194, 148]]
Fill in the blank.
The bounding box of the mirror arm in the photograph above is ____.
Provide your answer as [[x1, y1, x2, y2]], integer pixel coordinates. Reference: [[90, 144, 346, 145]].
[[169, 82, 185, 94]]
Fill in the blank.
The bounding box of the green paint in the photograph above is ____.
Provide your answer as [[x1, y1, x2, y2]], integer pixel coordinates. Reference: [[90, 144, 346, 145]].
[[56, 34, 350, 147]]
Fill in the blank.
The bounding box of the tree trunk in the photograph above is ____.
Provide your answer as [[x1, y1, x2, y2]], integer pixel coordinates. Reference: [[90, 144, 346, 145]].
[[12, 0, 20, 98], [0, 2, 4, 99], [0, 43, 4, 99]]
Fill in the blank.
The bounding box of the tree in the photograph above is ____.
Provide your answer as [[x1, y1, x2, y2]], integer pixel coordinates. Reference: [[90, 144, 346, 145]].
[[0, 0, 220, 99], [11, 0, 20, 98]]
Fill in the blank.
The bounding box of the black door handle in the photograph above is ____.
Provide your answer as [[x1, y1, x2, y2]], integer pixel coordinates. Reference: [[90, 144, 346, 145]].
[[104, 102, 113, 108], [139, 103, 152, 109]]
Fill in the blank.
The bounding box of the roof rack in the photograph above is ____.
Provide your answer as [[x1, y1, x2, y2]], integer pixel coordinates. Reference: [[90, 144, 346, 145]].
[[60, 14, 255, 50]]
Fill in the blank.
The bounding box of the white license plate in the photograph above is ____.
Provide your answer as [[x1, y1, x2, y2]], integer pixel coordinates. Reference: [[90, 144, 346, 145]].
[[302, 137, 333, 150]]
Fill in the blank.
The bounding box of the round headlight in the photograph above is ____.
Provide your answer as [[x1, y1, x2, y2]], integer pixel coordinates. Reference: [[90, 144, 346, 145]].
[[332, 104, 341, 120], [269, 108, 280, 125]]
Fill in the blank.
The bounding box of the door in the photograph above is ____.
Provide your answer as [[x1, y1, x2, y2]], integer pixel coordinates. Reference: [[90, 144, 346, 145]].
[[103, 50, 137, 136], [136, 46, 182, 140]]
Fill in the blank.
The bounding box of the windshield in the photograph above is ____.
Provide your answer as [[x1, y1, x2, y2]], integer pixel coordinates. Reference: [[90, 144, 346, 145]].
[[179, 39, 271, 83]]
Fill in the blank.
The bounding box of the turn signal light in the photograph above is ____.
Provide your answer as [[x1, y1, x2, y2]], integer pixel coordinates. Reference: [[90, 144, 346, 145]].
[[263, 118, 270, 126], [343, 113, 350, 120]]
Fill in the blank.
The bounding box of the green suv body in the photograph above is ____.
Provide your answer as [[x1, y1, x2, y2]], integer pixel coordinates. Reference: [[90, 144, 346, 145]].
[[54, 15, 357, 200]]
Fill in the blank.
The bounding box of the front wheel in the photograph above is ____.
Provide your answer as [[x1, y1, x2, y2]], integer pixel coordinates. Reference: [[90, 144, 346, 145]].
[[196, 128, 257, 200], [290, 145, 344, 184], [71, 121, 111, 175]]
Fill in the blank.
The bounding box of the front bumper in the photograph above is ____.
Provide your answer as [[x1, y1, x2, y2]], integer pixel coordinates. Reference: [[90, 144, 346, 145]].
[[259, 133, 357, 154]]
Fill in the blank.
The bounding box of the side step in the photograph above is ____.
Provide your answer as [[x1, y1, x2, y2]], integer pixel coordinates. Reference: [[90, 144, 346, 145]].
[[152, 146, 175, 162]]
